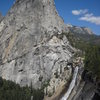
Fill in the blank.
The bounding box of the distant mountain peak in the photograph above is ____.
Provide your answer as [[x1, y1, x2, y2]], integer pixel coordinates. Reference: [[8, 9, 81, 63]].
[[66, 24, 94, 35]]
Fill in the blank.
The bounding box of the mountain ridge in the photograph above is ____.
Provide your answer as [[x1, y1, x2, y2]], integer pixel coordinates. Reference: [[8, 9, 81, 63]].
[[66, 24, 94, 35]]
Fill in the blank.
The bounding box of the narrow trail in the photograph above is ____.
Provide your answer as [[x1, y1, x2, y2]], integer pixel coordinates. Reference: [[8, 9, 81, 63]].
[[61, 66, 79, 100]]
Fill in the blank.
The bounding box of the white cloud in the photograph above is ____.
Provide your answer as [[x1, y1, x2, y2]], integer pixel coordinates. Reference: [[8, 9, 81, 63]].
[[72, 9, 88, 15], [79, 13, 100, 25], [72, 9, 100, 25]]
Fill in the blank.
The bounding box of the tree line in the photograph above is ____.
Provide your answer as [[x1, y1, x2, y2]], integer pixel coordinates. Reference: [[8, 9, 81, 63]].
[[0, 77, 44, 100], [84, 45, 100, 80]]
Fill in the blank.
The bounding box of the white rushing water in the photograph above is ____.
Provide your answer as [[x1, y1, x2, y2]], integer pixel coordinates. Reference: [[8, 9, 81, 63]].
[[61, 66, 79, 100]]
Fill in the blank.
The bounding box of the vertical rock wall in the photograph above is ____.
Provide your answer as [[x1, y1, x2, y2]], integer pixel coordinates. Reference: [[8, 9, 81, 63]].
[[0, 0, 74, 91]]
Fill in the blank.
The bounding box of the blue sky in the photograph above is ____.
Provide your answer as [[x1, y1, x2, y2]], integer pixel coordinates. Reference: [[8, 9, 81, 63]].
[[0, 0, 100, 35], [0, 0, 15, 15], [55, 0, 100, 35]]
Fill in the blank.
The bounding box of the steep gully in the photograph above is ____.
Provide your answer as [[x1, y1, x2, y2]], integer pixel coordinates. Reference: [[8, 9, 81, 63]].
[[61, 66, 79, 100]]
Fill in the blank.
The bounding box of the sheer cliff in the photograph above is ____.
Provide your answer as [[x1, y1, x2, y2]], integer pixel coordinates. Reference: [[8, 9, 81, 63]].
[[0, 0, 75, 95]]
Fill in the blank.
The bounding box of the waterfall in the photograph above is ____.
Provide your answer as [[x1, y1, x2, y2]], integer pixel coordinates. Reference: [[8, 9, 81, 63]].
[[61, 66, 79, 100]]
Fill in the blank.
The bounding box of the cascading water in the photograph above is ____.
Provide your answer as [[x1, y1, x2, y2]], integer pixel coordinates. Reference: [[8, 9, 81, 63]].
[[61, 66, 79, 100]]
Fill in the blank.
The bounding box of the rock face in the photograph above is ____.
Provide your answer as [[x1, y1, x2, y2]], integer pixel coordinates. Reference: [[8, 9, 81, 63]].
[[67, 24, 94, 35], [0, 0, 75, 91]]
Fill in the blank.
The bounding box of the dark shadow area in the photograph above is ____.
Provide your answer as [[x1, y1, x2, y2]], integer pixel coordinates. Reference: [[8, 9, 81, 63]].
[[92, 93, 100, 100]]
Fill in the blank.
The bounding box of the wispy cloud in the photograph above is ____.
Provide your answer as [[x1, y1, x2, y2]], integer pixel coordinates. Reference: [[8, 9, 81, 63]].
[[72, 9, 100, 25], [72, 9, 88, 15], [79, 13, 100, 25]]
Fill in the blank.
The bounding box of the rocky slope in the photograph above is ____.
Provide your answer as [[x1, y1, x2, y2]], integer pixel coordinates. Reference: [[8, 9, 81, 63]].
[[67, 24, 94, 35], [64, 24, 100, 51], [0, 0, 75, 97]]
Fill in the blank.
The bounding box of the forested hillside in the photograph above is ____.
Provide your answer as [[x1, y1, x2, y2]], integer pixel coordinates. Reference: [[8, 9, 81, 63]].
[[84, 45, 100, 79], [64, 32, 100, 79], [0, 77, 44, 100]]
